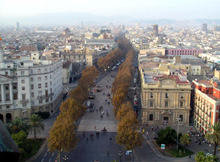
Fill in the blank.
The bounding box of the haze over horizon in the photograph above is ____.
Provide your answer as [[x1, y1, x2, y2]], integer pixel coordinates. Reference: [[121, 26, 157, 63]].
[[1, 0, 220, 19]]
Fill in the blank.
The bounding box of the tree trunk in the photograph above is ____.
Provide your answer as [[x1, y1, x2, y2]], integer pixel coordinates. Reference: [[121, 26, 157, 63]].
[[214, 143, 217, 156], [34, 128, 36, 140]]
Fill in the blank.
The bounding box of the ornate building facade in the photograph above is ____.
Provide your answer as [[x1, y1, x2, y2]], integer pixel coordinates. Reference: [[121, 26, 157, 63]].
[[141, 72, 191, 126]]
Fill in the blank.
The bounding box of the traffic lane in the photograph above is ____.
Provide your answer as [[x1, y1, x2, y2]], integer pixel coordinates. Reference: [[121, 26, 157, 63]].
[[33, 145, 58, 162], [68, 132, 124, 162]]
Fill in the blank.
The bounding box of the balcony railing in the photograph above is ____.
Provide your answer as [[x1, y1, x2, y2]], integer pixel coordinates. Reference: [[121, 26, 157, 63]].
[[20, 99, 29, 104]]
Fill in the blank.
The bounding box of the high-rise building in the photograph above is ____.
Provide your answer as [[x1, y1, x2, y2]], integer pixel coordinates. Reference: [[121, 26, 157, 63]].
[[153, 24, 158, 36], [202, 23, 207, 32], [14, 22, 19, 31], [214, 25, 220, 32]]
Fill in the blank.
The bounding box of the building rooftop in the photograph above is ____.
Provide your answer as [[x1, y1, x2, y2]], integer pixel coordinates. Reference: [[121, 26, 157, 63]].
[[144, 74, 189, 84]]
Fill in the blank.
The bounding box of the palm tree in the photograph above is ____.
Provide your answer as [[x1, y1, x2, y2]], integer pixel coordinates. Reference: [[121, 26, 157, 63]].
[[29, 114, 44, 140], [180, 134, 191, 153], [205, 122, 220, 156], [195, 151, 206, 162], [8, 117, 30, 134]]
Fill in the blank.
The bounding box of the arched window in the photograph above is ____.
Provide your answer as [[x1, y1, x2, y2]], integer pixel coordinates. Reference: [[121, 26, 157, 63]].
[[6, 113, 12, 123], [150, 114, 153, 121]]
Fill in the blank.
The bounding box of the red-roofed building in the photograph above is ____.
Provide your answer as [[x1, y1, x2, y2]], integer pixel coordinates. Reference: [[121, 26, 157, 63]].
[[192, 80, 220, 133]]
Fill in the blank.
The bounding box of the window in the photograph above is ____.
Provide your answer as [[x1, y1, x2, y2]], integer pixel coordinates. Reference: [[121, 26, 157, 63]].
[[45, 76, 47, 80], [38, 84, 41, 88], [5, 72, 8, 75], [31, 84, 34, 89], [13, 93, 17, 100], [180, 101, 184, 107], [21, 71, 24, 75], [180, 93, 183, 98], [38, 77, 41, 81], [50, 81, 52, 86], [150, 114, 153, 121], [13, 86, 17, 90], [38, 91, 42, 96], [5, 86, 9, 90], [179, 115, 183, 121], [31, 92, 34, 97], [45, 90, 48, 97], [45, 83, 48, 88], [165, 93, 169, 98], [31, 78, 33, 81], [22, 86, 25, 90], [22, 94, 26, 100], [150, 101, 153, 107], [45, 68, 47, 72], [50, 75, 52, 79], [30, 69, 33, 74], [150, 92, 153, 98], [6, 105, 10, 109], [165, 101, 168, 107], [6, 94, 10, 101], [38, 69, 41, 73], [39, 99, 42, 104]]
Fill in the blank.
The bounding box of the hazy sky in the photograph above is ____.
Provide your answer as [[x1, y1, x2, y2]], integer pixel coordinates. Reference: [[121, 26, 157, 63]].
[[1, 0, 220, 19]]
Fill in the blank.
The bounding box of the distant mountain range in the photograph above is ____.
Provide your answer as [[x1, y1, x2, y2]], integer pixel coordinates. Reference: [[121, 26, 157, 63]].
[[1, 12, 220, 26]]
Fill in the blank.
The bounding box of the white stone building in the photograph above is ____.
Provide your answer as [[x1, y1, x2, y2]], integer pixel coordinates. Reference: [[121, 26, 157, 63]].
[[0, 50, 63, 123]]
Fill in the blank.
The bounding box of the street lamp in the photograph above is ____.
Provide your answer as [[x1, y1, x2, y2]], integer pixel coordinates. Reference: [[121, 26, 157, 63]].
[[118, 150, 122, 162], [176, 118, 181, 150]]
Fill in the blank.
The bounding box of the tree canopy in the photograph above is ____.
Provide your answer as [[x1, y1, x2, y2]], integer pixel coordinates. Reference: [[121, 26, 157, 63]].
[[205, 122, 220, 156], [157, 127, 177, 145]]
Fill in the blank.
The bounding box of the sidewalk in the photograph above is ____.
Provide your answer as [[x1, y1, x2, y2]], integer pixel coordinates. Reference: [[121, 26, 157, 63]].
[[142, 134, 195, 162], [142, 125, 218, 158]]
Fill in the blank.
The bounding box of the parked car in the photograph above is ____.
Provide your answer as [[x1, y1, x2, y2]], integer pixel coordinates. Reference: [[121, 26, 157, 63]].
[[89, 94, 95, 99]]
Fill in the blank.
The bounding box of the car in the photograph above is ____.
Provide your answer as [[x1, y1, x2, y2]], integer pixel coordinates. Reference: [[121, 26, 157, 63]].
[[88, 95, 95, 99], [206, 153, 212, 156]]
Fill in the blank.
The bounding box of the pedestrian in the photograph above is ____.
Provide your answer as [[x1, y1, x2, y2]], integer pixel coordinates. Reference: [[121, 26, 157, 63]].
[[152, 127, 154, 131], [94, 125, 96, 130], [109, 137, 112, 141]]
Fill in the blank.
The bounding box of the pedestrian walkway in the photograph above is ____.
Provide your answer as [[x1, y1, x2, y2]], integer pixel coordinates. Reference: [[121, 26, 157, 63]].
[[77, 72, 118, 133]]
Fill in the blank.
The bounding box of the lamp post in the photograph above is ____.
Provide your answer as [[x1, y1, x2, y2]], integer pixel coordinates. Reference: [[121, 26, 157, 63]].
[[118, 150, 122, 162], [176, 118, 180, 150]]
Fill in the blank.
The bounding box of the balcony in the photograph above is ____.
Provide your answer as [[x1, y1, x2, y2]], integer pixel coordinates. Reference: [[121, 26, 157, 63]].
[[20, 99, 29, 104], [37, 96, 43, 100]]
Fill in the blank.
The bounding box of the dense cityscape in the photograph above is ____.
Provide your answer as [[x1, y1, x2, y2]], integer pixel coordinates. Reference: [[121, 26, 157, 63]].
[[1, 1, 220, 162]]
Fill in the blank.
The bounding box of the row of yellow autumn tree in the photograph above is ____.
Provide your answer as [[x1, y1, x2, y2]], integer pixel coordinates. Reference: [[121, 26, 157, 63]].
[[97, 35, 131, 71], [47, 66, 99, 153], [111, 36, 143, 150]]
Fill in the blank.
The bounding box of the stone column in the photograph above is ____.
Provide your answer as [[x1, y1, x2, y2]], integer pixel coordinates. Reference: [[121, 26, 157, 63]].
[[145, 92, 148, 106], [9, 83, 13, 102], [188, 92, 191, 107], [1, 84, 5, 103], [176, 92, 179, 108]]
